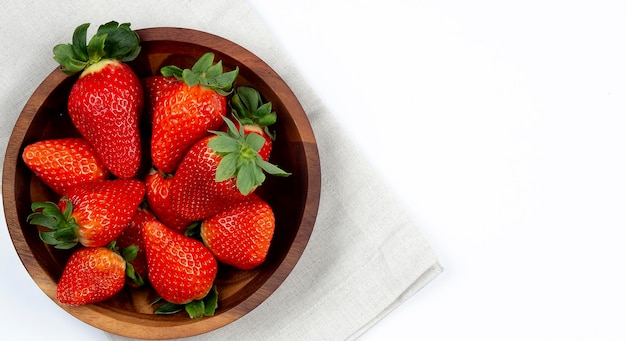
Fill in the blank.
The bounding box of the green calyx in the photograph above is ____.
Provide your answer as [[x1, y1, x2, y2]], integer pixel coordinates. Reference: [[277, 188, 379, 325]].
[[209, 116, 290, 196], [27, 199, 79, 249], [118, 242, 145, 287], [53, 21, 141, 75], [153, 285, 219, 319], [230, 86, 277, 139], [160, 52, 239, 96]]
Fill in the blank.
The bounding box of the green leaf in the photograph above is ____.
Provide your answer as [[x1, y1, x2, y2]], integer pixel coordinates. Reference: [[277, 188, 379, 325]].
[[192, 53, 215, 73], [27, 213, 57, 229], [257, 102, 273, 116], [215, 152, 240, 182], [257, 159, 291, 177], [118, 45, 141, 62], [258, 112, 277, 126], [203, 286, 219, 316], [53, 226, 78, 241], [223, 115, 241, 136], [64, 58, 89, 75], [71, 23, 90, 61], [52, 44, 81, 75], [62, 199, 74, 221], [208, 135, 240, 154], [28, 199, 78, 249], [212, 116, 290, 195], [121, 245, 139, 262], [204, 61, 223, 78], [39, 231, 60, 245], [182, 68, 200, 86], [96, 22, 140, 60], [253, 164, 266, 188], [87, 33, 107, 64], [229, 86, 276, 126], [95, 21, 120, 36], [125, 263, 145, 287], [160, 65, 183, 79], [214, 68, 239, 93], [239, 86, 261, 110], [185, 300, 205, 319], [159, 53, 238, 93], [236, 159, 257, 195], [154, 301, 184, 315], [245, 132, 266, 152], [54, 241, 79, 250], [183, 221, 201, 239]]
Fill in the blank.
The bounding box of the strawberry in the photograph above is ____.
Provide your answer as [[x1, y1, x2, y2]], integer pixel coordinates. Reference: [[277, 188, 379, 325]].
[[142, 75, 177, 123], [145, 168, 192, 234], [56, 245, 127, 306], [200, 194, 275, 270], [168, 117, 289, 221], [150, 53, 238, 173], [21, 137, 109, 195], [229, 86, 278, 161], [116, 206, 155, 287], [53, 22, 143, 179], [27, 179, 146, 248], [142, 220, 217, 310]]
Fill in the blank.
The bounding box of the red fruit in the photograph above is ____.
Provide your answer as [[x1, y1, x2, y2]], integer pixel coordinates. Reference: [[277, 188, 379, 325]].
[[151, 53, 238, 173], [167, 135, 240, 221], [169, 117, 289, 221], [200, 194, 275, 270], [145, 168, 192, 234], [21, 137, 109, 195], [57, 246, 126, 306], [142, 220, 217, 305], [54, 22, 143, 179], [117, 207, 155, 286], [142, 75, 177, 122], [28, 179, 146, 248]]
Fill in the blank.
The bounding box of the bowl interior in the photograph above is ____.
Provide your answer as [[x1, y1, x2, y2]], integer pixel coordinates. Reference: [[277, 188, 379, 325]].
[[2, 27, 320, 339]]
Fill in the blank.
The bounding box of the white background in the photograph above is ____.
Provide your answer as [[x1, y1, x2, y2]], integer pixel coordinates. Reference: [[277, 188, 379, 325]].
[[2, 1, 626, 340]]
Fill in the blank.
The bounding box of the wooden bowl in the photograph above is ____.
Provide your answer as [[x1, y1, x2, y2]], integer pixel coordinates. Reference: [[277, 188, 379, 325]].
[[2, 27, 320, 339]]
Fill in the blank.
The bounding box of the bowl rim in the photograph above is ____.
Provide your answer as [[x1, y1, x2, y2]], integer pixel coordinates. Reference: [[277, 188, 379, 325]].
[[2, 26, 321, 339]]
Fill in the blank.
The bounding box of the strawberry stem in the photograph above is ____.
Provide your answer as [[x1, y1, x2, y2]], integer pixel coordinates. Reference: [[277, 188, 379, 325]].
[[160, 52, 239, 96], [152, 285, 218, 319], [27, 199, 79, 249], [230, 86, 277, 127], [53, 21, 141, 75], [209, 116, 290, 195]]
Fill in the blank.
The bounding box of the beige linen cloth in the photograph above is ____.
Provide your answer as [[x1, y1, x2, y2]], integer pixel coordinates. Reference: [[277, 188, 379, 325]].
[[0, 0, 442, 340]]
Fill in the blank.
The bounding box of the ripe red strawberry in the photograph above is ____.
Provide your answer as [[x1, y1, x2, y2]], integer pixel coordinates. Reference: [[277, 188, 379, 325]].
[[142, 75, 177, 123], [168, 117, 289, 221], [142, 220, 217, 307], [21, 137, 109, 195], [116, 206, 155, 287], [53, 22, 143, 179], [145, 168, 192, 234], [28, 179, 146, 248], [57, 246, 126, 306], [150, 53, 238, 173], [200, 194, 275, 270]]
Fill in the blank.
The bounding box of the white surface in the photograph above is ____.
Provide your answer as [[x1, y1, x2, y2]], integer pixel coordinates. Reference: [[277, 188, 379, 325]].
[[1, 0, 625, 340]]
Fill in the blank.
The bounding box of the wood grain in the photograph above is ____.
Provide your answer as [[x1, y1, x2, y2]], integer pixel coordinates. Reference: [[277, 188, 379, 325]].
[[2, 27, 320, 339]]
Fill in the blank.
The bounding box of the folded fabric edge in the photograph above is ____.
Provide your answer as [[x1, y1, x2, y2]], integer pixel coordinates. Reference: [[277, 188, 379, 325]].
[[347, 262, 444, 340]]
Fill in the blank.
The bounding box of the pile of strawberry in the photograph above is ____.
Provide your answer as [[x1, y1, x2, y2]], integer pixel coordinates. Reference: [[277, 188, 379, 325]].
[[23, 22, 289, 318]]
